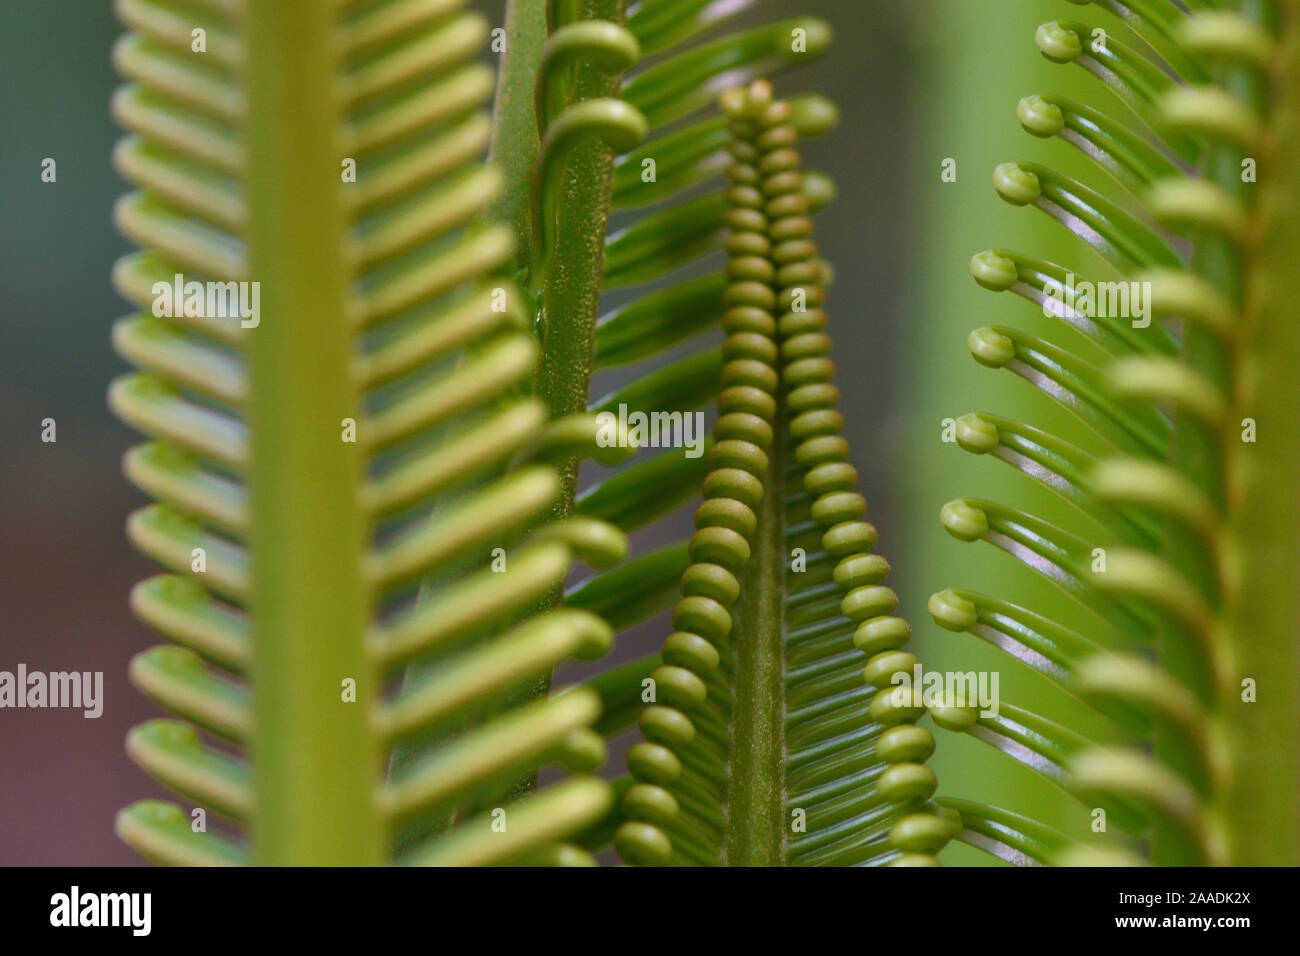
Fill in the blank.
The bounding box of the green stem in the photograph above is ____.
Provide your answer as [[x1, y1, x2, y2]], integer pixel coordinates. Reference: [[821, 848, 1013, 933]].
[[537, 0, 629, 506], [489, 0, 630, 792], [489, 0, 550, 273], [1221, 0, 1300, 865], [518, 0, 629, 717], [1160, 0, 1284, 867], [723, 422, 788, 866], [245, 0, 378, 865]]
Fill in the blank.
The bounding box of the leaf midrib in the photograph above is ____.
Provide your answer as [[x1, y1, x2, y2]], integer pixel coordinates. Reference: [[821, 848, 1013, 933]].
[[722, 407, 789, 866]]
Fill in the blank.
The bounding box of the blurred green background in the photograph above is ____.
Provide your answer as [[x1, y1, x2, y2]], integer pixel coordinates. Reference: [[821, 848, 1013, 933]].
[[1, 0, 1103, 864]]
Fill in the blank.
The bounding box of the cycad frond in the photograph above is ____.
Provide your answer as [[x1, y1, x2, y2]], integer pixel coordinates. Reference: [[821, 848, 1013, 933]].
[[609, 82, 954, 867], [533, 0, 841, 742], [99, 0, 1299, 870], [932, 0, 1300, 866], [111, 0, 625, 866]]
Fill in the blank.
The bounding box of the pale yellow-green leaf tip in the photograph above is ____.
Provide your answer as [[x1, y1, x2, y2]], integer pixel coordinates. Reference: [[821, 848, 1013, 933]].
[[1036, 21, 1083, 64], [955, 412, 1000, 454], [1017, 93, 1066, 137], [928, 588, 978, 631], [970, 249, 1019, 291], [993, 161, 1041, 205], [967, 326, 1016, 367], [941, 498, 990, 542]]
